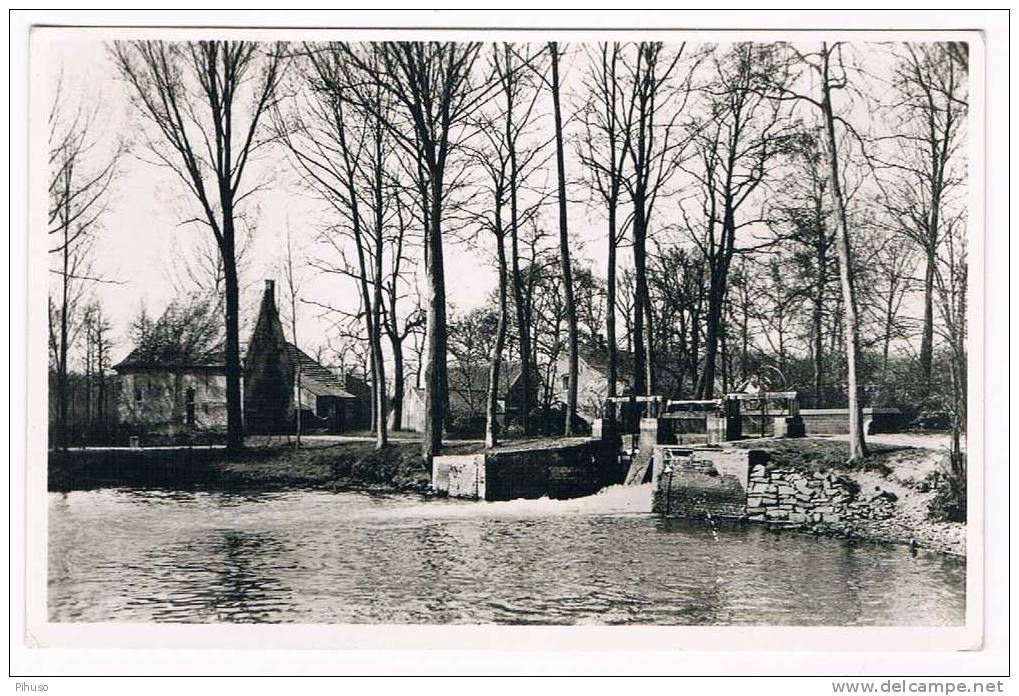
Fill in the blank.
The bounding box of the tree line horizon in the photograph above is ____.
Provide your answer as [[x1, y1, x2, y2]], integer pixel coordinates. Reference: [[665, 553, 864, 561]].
[[48, 39, 968, 473]]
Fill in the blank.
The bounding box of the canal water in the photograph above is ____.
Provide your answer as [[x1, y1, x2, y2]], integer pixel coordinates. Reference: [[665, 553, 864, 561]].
[[48, 486, 966, 625]]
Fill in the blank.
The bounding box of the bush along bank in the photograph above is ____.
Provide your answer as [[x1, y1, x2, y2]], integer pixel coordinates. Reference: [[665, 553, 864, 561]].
[[47, 441, 444, 493]]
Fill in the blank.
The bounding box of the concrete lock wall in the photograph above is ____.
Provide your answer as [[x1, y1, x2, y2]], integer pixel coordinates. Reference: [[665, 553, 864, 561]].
[[652, 447, 762, 519], [432, 454, 487, 499], [433, 440, 620, 501], [799, 408, 903, 435]]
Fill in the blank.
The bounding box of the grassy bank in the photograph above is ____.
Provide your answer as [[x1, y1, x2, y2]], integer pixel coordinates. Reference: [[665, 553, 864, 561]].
[[48, 440, 484, 493], [732, 437, 966, 556]]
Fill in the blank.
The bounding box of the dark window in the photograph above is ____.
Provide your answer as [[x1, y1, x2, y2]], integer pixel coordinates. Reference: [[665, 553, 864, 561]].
[[185, 387, 196, 426], [134, 387, 143, 403]]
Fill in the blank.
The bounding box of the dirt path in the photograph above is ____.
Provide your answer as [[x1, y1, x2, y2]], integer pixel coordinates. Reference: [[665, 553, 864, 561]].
[[822, 432, 964, 452]]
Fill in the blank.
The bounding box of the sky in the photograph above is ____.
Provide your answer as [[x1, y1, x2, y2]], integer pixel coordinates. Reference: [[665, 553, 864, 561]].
[[44, 36, 620, 367], [41, 33, 956, 372]]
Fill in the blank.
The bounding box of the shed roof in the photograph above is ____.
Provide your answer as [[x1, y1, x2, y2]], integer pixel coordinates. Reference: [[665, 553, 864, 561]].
[[285, 343, 357, 399], [113, 347, 226, 371]]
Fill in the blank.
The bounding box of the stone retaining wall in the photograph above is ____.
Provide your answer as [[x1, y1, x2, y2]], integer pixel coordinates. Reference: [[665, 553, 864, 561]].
[[652, 446, 899, 532], [745, 462, 897, 529]]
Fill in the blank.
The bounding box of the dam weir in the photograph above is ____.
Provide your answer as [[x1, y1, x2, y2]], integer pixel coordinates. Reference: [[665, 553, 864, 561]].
[[431, 391, 802, 522]]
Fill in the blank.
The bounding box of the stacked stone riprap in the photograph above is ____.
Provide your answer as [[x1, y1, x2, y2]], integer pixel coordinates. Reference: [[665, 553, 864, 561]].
[[745, 463, 897, 532]]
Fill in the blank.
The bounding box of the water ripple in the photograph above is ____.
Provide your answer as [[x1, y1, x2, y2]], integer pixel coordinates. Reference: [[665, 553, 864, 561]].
[[48, 488, 966, 626]]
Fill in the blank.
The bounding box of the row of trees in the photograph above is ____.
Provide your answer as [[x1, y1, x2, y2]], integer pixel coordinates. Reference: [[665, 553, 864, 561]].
[[50, 39, 968, 470]]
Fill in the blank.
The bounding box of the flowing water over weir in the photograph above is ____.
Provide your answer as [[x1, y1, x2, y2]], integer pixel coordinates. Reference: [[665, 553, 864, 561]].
[[48, 486, 965, 625]]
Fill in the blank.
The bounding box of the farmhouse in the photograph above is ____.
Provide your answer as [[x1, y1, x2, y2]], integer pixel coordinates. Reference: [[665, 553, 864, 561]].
[[553, 348, 629, 422], [113, 349, 228, 440], [244, 280, 368, 434], [402, 361, 531, 434]]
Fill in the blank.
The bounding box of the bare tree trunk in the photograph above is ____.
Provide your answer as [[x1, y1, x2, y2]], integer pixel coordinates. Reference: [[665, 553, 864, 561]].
[[57, 215, 70, 450], [549, 42, 578, 435], [285, 229, 302, 449], [605, 205, 618, 403], [508, 144, 533, 433], [371, 126, 388, 450], [698, 282, 724, 399], [820, 45, 867, 461], [812, 235, 827, 408], [632, 261, 647, 396], [812, 293, 825, 408], [223, 243, 244, 452], [919, 251, 936, 390], [96, 334, 106, 439], [486, 214, 509, 448], [422, 179, 447, 458], [222, 218, 244, 452], [389, 335, 404, 431], [881, 283, 897, 383]]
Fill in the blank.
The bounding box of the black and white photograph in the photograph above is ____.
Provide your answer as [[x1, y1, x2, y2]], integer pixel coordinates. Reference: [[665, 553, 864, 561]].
[[10, 9, 1010, 683]]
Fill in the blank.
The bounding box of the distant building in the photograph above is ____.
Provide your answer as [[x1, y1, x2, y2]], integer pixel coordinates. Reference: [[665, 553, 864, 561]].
[[244, 279, 365, 434], [553, 345, 685, 422], [402, 361, 532, 434], [112, 349, 228, 439], [554, 347, 630, 422]]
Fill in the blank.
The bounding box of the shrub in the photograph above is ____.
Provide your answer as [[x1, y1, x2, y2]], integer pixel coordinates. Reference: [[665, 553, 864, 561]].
[[445, 413, 487, 437], [350, 445, 402, 483], [927, 454, 967, 523]]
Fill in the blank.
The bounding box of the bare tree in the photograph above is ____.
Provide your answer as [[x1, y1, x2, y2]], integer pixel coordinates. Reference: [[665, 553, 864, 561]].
[[129, 292, 224, 364], [458, 44, 549, 445], [683, 42, 792, 399], [879, 42, 967, 394], [546, 41, 579, 434], [933, 214, 967, 487], [868, 233, 917, 385], [495, 44, 548, 435], [646, 243, 706, 396], [277, 44, 394, 449], [791, 43, 871, 459], [110, 40, 286, 452], [81, 300, 115, 442], [382, 187, 425, 432], [467, 108, 511, 447], [48, 72, 120, 448], [771, 130, 838, 408], [281, 224, 304, 447], [577, 42, 631, 410], [338, 41, 496, 459], [622, 41, 694, 396]]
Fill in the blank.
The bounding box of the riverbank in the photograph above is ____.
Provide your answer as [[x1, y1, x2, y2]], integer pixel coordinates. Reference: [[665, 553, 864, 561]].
[[48, 435, 607, 494], [731, 437, 966, 557], [48, 439, 483, 493], [49, 433, 966, 557]]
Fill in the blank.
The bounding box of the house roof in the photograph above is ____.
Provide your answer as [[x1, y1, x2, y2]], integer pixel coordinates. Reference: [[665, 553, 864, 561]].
[[568, 344, 684, 394], [285, 343, 357, 399], [578, 345, 635, 377], [447, 360, 523, 396], [113, 347, 226, 371]]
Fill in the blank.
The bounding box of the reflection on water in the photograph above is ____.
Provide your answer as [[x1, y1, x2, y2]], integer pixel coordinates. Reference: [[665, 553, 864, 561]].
[[48, 487, 966, 625]]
